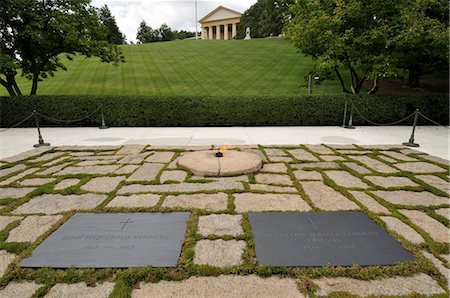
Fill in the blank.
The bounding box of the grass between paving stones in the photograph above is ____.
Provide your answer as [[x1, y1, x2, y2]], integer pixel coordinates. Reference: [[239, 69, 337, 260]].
[[0, 146, 449, 296]]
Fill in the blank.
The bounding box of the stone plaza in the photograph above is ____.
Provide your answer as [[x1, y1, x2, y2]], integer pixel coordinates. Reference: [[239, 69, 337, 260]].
[[0, 143, 448, 297]]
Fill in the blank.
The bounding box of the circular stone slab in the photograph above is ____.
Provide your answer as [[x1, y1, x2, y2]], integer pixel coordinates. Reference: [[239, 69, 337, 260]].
[[178, 151, 262, 176]]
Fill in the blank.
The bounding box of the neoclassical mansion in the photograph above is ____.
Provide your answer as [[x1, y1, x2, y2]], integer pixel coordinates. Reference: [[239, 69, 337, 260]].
[[199, 6, 243, 40]]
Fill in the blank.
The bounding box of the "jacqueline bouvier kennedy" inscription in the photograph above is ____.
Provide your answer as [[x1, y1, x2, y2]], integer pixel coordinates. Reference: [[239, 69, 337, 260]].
[[249, 212, 414, 267], [19, 213, 190, 268]]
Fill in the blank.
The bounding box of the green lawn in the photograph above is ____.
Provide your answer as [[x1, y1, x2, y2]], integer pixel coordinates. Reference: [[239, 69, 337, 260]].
[[2, 38, 343, 96]]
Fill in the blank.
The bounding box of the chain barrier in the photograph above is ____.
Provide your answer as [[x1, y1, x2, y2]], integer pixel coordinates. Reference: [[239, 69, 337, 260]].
[[36, 106, 101, 124], [418, 112, 449, 128], [350, 104, 416, 126], [0, 112, 35, 133]]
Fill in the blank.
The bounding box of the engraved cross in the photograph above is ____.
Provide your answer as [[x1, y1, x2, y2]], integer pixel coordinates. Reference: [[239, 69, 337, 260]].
[[120, 218, 133, 230]]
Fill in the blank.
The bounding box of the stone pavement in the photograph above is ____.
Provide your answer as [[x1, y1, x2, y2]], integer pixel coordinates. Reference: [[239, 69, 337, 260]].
[[0, 144, 448, 297]]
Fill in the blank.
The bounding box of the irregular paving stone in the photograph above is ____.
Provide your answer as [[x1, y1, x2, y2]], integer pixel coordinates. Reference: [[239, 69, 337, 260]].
[[12, 194, 107, 215], [395, 162, 446, 173], [0, 250, 15, 277], [325, 171, 368, 188], [116, 145, 146, 155], [328, 144, 357, 149], [287, 149, 318, 161], [264, 148, 287, 156], [7, 215, 63, 242], [268, 156, 292, 162], [440, 254, 450, 264], [399, 210, 449, 243], [301, 181, 359, 211], [37, 162, 72, 175], [107, 194, 160, 208], [377, 155, 397, 163], [114, 164, 139, 175], [54, 178, 80, 190], [261, 163, 288, 173], [74, 155, 120, 161], [57, 165, 120, 175], [70, 152, 95, 157], [371, 190, 448, 206], [46, 282, 114, 298], [162, 193, 228, 211], [81, 176, 126, 193], [43, 156, 69, 167], [0, 164, 27, 178], [360, 145, 405, 150], [55, 145, 118, 151], [234, 193, 311, 213], [349, 191, 390, 214], [292, 162, 340, 170], [342, 162, 372, 174], [0, 187, 36, 199], [313, 273, 444, 296], [400, 148, 425, 155], [434, 208, 449, 220], [420, 155, 450, 166], [194, 239, 246, 267], [416, 175, 450, 195], [18, 178, 56, 186], [351, 156, 398, 173], [304, 144, 334, 155], [127, 163, 164, 182], [320, 155, 346, 161], [243, 149, 268, 162], [166, 158, 180, 169], [421, 250, 449, 277], [0, 216, 23, 231], [160, 170, 187, 183], [365, 176, 418, 188], [0, 168, 39, 186], [381, 151, 417, 161], [75, 160, 113, 166], [379, 216, 424, 244], [146, 152, 175, 163], [0, 281, 41, 298], [133, 275, 303, 298], [190, 175, 248, 183], [0, 147, 53, 163], [29, 152, 64, 163], [118, 181, 244, 194], [255, 173, 292, 186], [249, 184, 298, 193], [293, 170, 322, 181], [118, 153, 150, 164], [338, 150, 372, 155], [198, 214, 243, 236]]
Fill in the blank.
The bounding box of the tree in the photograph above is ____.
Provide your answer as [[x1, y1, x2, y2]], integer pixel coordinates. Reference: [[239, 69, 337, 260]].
[[158, 24, 174, 42], [393, 1, 448, 87], [136, 21, 158, 43], [173, 30, 196, 40], [237, 0, 294, 39], [286, 0, 404, 94], [99, 5, 126, 45], [0, 0, 125, 96]]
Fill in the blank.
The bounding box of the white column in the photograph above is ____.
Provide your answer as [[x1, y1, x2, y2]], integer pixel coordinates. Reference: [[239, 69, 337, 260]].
[[224, 24, 229, 40], [208, 26, 213, 40], [232, 23, 237, 39], [216, 25, 221, 40]]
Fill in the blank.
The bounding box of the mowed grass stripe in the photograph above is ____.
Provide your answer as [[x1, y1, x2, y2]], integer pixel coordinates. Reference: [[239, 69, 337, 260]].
[[1, 39, 343, 96]]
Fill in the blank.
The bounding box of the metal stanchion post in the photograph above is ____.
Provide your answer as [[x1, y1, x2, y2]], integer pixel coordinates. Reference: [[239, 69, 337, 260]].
[[33, 110, 51, 147], [402, 109, 420, 147], [99, 105, 110, 129], [341, 101, 348, 128], [345, 104, 355, 129]]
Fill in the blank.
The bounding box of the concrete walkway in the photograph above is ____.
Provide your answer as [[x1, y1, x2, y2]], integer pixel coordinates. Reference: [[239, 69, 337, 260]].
[[0, 126, 448, 159]]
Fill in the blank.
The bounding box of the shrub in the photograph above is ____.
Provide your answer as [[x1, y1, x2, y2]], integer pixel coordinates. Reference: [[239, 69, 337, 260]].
[[0, 94, 448, 127]]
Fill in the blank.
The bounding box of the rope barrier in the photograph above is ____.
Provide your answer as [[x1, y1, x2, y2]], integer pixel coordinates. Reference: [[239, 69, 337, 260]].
[[36, 106, 101, 124], [418, 112, 449, 128], [351, 104, 416, 126], [0, 112, 35, 133]]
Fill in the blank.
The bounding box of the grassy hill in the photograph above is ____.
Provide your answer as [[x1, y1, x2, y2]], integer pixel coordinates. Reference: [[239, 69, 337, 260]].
[[2, 39, 343, 96]]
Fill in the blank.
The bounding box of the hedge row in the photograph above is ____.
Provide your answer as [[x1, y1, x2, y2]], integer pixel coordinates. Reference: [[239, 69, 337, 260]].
[[0, 94, 448, 127]]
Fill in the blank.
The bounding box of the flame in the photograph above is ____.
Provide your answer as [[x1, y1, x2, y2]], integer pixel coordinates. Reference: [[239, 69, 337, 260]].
[[219, 143, 230, 153]]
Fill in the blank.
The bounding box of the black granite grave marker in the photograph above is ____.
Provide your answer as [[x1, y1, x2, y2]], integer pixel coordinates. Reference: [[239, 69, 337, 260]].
[[249, 212, 414, 267], [19, 213, 190, 268]]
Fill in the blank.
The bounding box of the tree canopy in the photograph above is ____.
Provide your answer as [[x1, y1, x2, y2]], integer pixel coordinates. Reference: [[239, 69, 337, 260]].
[[237, 0, 294, 39], [286, 0, 449, 93], [99, 5, 126, 45], [136, 21, 194, 43], [0, 0, 125, 96]]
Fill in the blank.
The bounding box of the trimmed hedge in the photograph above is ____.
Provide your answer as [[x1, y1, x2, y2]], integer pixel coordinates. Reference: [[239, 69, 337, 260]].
[[0, 94, 448, 127]]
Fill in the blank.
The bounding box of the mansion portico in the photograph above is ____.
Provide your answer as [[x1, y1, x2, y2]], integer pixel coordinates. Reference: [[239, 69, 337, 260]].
[[199, 6, 243, 40]]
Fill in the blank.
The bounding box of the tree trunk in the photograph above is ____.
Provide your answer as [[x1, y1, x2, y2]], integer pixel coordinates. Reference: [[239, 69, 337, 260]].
[[0, 78, 17, 96], [334, 66, 351, 94], [367, 77, 380, 94], [30, 71, 39, 95], [11, 77, 22, 96], [407, 69, 420, 88]]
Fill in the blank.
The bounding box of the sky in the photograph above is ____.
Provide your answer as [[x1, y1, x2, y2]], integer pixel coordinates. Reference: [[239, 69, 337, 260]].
[[91, 0, 257, 42]]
